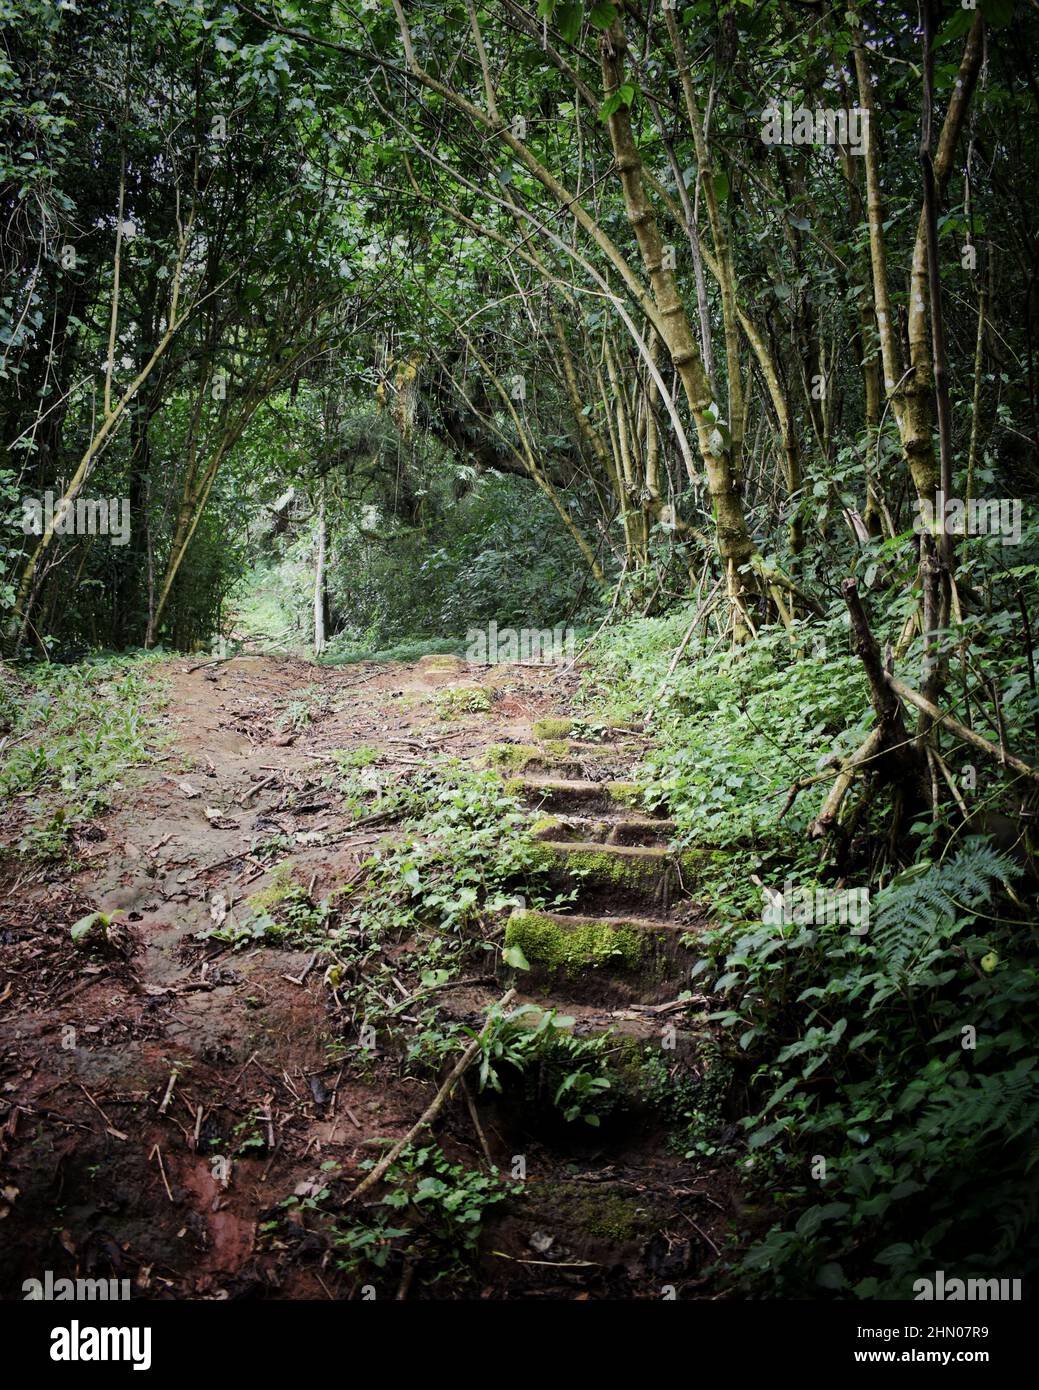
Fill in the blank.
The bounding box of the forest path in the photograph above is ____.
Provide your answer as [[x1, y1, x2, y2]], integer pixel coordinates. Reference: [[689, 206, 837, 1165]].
[[0, 653, 732, 1299]]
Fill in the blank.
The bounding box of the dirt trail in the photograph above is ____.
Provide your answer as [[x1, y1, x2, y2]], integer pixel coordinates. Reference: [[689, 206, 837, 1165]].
[[0, 654, 733, 1299]]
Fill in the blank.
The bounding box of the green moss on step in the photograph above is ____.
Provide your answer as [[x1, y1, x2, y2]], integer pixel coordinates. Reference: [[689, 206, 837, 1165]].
[[488, 740, 574, 771], [556, 847, 659, 887], [542, 737, 571, 760], [505, 910, 645, 974], [487, 743, 542, 771], [547, 840, 707, 892], [532, 716, 572, 739], [607, 1036, 663, 1100], [545, 1182, 652, 1242], [530, 815, 562, 837], [419, 654, 462, 670], [606, 781, 643, 808], [575, 1191, 644, 1241]]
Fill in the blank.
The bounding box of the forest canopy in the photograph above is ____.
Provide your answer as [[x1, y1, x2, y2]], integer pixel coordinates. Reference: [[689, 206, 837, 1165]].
[[2, 0, 1034, 655]]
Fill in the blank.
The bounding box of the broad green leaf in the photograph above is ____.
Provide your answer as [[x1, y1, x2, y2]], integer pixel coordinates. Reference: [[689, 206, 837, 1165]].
[[71, 912, 108, 945], [589, 2, 618, 28], [556, 2, 582, 42]]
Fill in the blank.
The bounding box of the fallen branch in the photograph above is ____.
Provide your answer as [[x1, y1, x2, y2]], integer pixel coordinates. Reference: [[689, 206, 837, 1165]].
[[384, 973, 498, 1017], [462, 1077, 494, 1168], [887, 674, 1039, 785], [240, 772, 279, 805], [809, 727, 885, 838], [183, 653, 260, 674], [490, 1250, 600, 1268], [157, 1069, 178, 1116], [349, 986, 516, 1201], [149, 1144, 175, 1203]]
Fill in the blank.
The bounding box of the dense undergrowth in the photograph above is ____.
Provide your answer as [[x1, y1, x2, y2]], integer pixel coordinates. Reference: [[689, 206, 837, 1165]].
[[0, 654, 167, 863], [580, 600, 1039, 1297]]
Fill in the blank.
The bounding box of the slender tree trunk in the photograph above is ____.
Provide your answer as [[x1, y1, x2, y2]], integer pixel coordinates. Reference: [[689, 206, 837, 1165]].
[[599, 16, 756, 615], [853, 9, 985, 503], [313, 479, 327, 658]]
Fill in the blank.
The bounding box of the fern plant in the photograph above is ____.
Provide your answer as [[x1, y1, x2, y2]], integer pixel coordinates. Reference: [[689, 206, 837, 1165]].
[[694, 839, 1038, 1297], [869, 839, 1019, 987]]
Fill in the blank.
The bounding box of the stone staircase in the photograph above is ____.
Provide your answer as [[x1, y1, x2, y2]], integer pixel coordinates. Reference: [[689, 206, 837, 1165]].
[[452, 726, 708, 1043], [446, 726, 723, 1292], [503, 764, 703, 1023]]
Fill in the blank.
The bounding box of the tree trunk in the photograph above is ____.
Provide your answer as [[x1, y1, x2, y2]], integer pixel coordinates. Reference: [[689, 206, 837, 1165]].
[[313, 480, 327, 658], [599, 17, 756, 612]]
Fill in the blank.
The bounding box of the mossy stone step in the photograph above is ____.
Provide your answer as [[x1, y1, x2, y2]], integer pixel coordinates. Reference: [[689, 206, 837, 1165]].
[[607, 817, 676, 846], [531, 813, 677, 848], [531, 716, 574, 740], [488, 744, 586, 779], [508, 776, 648, 814], [538, 838, 702, 908], [371, 977, 696, 1072], [566, 739, 644, 756], [439, 982, 700, 1043], [416, 653, 464, 675], [530, 716, 643, 743], [503, 908, 697, 1003]]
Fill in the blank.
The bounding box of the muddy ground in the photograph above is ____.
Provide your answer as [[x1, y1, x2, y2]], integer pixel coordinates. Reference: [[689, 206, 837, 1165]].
[[0, 654, 735, 1300]]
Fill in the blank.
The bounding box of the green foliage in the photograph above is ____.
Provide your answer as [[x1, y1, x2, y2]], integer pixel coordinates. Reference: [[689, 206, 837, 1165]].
[[696, 841, 1038, 1296], [246, 470, 596, 660], [274, 685, 327, 733], [590, 612, 867, 846], [5, 0, 1039, 1306], [334, 1144, 517, 1283], [231, 1110, 270, 1157], [360, 765, 555, 930], [434, 685, 492, 717], [325, 766, 559, 1034], [504, 909, 646, 975], [322, 636, 462, 667], [70, 911, 111, 947], [583, 587, 1039, 1293], [0, 655, 165, 853], [474, 1000, 614, 1126], [199, 864, 332, 950], [330, 744, 380, 770]]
